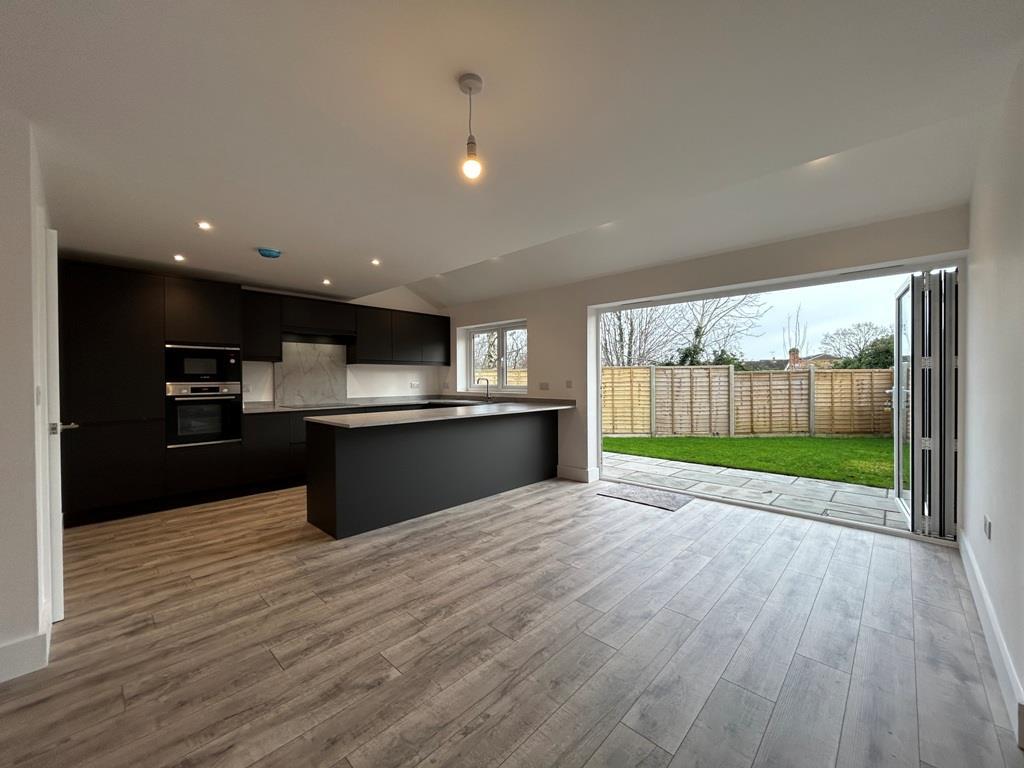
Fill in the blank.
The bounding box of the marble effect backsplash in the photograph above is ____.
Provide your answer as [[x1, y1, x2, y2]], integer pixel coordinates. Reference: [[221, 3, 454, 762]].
[[274, 342, 348, 406]]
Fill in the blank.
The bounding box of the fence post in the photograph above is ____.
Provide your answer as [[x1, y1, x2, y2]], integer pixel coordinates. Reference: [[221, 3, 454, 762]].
[[728, 365, 736, 436], [649, 366, 656, 437], [808, 366, 816, 436]]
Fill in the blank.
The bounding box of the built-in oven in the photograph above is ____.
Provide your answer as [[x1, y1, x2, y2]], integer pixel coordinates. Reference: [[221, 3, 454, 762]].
[[165, 345, 241, 383], [165, 382, 242, 447]]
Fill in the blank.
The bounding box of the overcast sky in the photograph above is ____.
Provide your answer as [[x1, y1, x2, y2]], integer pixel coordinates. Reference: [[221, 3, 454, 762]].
[[737, 273, 908, 360]]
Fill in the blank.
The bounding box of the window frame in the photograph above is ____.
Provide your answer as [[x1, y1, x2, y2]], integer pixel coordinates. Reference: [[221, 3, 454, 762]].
[[466, 321, 528, 393]]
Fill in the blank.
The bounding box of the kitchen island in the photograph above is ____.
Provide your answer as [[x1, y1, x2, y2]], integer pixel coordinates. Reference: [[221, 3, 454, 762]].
[[304, 401, 573, 538]]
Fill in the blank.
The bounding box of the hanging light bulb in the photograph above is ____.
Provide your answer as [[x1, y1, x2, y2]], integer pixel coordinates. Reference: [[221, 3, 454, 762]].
[[462, 135, 481, 180], [458, 73, 484, 181]]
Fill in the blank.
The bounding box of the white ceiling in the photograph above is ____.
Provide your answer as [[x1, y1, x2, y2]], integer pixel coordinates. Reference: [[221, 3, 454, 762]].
[[1, 2, 1022, 302]]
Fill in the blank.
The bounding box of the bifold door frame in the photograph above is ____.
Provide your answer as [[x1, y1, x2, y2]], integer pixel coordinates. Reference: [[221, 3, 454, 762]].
[[913, 269, 958, 539]]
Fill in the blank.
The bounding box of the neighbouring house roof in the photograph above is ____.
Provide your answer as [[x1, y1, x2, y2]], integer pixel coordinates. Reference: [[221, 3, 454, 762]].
[[744, 359, 788, 371], [786, 352, 841, 370]]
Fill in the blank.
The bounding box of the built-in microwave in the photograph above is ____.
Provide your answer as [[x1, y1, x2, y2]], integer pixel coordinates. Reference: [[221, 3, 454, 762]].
[[165, 382, 242, 447], [165, 344, 241, 383]]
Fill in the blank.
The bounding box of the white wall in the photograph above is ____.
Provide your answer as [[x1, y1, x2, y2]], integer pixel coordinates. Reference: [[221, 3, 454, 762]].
[[349, 285, 443, 314], [443, 205, 969, 480], [0, 109, 50, 681], [961, 58, 1024, 740]]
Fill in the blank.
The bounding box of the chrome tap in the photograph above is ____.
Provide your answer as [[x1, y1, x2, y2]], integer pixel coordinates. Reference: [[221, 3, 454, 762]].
[[476, 377, 491, 402]]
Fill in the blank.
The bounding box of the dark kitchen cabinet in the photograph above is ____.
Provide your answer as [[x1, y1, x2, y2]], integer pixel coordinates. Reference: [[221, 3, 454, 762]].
[[59, 260, 166, 423], [165, 442, 241, 496], [421, 314, 450, 364], [242, 290, 282, 361], [281, 296, 355, 336], [62, 421, 165, 518], [165, 276, 242, 346], [351, 306, 393, 362], [391, 311, 450, 365], [392, 311, 424, 363], [241, 413, 294, 483]]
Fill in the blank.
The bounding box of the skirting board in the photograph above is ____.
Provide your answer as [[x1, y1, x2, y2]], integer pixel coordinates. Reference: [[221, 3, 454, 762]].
[[557, 464, 599, 482], [0, 630, 50, 684], [960, 533, 1024, 747]]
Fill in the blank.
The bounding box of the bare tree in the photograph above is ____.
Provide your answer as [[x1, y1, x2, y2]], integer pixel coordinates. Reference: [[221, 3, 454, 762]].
[[601, 306, 682, 366], [505, 328, 528, 370], [782, 305, 808, 354], [820, 321, 890, 359], [601, 295, 769, 366]]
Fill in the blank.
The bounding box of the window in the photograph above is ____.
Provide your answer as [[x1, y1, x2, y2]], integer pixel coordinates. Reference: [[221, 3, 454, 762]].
[[468, 322, 527, 391]]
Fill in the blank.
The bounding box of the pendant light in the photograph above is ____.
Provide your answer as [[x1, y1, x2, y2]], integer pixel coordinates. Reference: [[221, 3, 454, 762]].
[[458, 73, 484, 181]]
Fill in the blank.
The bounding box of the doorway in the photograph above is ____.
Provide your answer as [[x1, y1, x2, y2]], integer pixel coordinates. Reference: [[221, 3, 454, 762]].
[[598, 265, 961, 539]]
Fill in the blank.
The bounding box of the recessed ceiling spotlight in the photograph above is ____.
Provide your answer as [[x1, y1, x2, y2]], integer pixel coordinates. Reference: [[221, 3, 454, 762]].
[[322, 278, 332, 286], [196, 220, 213, 231], [370, 258, 381, 266], [458, 73, 484, 181], [173, 253, 186, 262]]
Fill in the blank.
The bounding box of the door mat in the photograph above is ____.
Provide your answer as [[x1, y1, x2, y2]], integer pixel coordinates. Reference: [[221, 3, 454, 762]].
[[598, 484, 695, 511]]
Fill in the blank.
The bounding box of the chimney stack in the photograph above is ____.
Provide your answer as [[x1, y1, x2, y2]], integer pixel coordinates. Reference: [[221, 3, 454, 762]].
[[788, 347, 800, 367]]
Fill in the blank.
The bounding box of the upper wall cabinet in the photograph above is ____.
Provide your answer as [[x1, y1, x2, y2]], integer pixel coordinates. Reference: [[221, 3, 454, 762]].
[[280, 296, 355, 337], [59, 260, 166, 423], [350, 305, 393, 363], [165, 276, 242, 347], [392, 311, 424, 364], [421, 313, 451, 364], [348, 307, 449, 365], [242, 290, 282, 361]]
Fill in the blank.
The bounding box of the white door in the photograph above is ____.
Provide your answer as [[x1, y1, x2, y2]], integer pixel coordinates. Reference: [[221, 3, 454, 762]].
[[45, 229, 64, 622]]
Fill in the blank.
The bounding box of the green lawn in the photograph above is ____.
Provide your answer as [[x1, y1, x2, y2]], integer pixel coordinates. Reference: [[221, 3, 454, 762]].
[[603, 435, 894, 488]]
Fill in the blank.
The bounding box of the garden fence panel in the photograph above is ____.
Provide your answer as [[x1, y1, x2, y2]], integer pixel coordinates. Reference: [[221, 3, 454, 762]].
[[601, 366, 651, 435], [812, 369, 892, 434], [653, 366, 731, 436], [601, 365, 892, 436]]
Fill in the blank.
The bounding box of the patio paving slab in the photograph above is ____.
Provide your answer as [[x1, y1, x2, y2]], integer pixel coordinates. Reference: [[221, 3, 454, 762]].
[[603, 452, 909, 532]]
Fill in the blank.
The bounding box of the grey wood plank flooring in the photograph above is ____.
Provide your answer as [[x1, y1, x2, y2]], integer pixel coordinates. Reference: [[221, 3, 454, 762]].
[[0, 479, 1012, 768], [796, 558, 869, 673], [752, 654, 850, 768], [836, 624, 919, 768], [669, 679, 773, 768]]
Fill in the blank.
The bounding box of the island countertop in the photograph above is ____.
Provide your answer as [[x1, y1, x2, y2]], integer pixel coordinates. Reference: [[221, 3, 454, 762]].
[[304, 401, 574, 429]]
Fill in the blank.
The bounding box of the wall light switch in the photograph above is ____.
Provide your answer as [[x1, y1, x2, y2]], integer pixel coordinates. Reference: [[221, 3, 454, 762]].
[[565, 380, 573, 389], [539, 382, 550, 391]]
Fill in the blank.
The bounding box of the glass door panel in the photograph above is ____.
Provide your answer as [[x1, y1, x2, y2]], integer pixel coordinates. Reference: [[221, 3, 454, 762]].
[[893, 280, 914, 527]]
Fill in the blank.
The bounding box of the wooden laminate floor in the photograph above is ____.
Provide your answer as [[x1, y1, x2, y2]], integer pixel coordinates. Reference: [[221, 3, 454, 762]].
[[1, 480, 1018, 768]]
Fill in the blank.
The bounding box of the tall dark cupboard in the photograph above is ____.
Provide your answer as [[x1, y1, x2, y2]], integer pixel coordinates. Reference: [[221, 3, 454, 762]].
[[58, 261, 166, 519]]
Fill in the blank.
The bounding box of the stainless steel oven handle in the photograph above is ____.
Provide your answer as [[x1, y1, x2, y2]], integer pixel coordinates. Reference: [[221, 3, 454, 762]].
[[165, 344, 241, 351], [167, 438, 242, 449], [172, 395, 238, 401]]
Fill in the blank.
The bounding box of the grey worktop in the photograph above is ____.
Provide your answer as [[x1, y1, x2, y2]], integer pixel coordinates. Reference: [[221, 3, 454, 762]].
[[243, 394, 574, 415], [304, 401, 574, 429]]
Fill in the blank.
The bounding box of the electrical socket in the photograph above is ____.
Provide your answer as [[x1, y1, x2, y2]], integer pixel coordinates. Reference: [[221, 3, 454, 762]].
[[984, 515, 992, 539], [409, 381, 420, 389], [539, 382, 550, 391], [565, 380, 573, 389]]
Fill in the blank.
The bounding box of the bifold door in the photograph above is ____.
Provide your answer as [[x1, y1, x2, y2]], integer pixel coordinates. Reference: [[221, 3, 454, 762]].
[[894, 269, 958, 539]]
